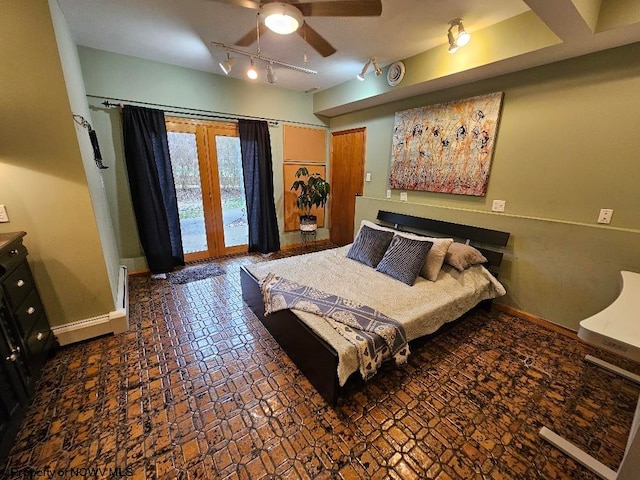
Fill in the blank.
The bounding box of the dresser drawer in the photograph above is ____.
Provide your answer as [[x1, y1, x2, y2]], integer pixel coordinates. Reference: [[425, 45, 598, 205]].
[[2, 262, 34, 310], [0, 241, 27, 278], [25, 315, 51, 360], [12, 289, 43, 338]]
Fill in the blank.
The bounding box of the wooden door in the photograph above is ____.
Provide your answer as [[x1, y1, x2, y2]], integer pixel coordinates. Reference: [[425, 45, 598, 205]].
[[330, 128, 365, 245]]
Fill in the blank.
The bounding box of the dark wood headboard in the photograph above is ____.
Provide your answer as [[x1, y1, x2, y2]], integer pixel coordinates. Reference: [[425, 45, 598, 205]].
[[376, 210, 510, 271]]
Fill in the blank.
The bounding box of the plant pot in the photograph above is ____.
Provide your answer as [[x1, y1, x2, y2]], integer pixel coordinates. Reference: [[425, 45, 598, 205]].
[[300, 215, 317, 232]]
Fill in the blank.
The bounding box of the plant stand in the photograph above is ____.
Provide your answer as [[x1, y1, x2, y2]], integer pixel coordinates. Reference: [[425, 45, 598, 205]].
[[301, 229, 317, 247]]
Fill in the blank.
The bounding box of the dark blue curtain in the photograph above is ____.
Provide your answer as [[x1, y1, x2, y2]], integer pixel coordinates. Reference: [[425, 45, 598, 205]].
[[122, 105, 184, 274], [238, 119, 281, 253]]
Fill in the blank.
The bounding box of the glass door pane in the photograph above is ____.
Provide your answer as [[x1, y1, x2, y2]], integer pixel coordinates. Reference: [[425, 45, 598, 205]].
[[167, 131, 207, 255], [215, 135, 248, 248]]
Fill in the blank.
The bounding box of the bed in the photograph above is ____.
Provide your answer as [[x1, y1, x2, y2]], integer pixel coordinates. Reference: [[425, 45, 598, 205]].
[[240, 210, 510, 406]]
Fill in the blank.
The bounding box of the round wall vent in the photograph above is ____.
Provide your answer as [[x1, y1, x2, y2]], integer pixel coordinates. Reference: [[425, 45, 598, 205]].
[[387, 61, 406, 87]]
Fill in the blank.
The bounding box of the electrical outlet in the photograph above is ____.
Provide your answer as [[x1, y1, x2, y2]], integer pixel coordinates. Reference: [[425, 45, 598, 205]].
[[365, 172, 371, 182], [0, 205, 9, 223], [598, 208, 613, 224], [386, 189, 392, 199], [492, 200, 506, 212], [400, 192, 408, 202]]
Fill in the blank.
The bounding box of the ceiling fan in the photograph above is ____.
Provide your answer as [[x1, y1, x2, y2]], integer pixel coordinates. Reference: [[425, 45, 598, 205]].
[[213, 1, 383, 57]]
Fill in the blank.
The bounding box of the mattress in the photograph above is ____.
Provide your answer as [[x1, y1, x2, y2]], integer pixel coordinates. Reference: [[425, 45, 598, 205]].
[[246, 245, 506, 385]]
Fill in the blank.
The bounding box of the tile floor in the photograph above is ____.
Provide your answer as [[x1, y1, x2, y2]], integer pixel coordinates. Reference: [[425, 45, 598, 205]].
[[2, 247, 639, 479]]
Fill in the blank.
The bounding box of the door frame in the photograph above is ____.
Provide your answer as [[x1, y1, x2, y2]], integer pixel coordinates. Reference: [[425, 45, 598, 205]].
[[329, 127, 366, 245], [166, 117, 246, 260]]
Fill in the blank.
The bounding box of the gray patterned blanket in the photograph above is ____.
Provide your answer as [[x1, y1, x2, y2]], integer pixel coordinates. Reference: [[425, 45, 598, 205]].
[[260, 273, 409, 381]]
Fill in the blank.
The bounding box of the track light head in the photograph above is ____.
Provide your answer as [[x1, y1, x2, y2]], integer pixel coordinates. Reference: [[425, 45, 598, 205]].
[[247, 59, 258, 80], [357, 58, 372, 80], [266, 63, 277, 84], [457, 23, 470, 47], [447, 31, 459, 54], [219, 53, 235, 75], [447, 18, 470, 53], [372, 57, 382, 76]]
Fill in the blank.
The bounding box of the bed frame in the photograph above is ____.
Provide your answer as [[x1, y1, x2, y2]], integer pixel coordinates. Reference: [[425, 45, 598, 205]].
[[240, 210, 510, 406]]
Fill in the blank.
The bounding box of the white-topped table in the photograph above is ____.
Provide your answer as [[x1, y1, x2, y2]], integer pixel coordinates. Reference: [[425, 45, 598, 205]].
[[540, 271, 640, 480]]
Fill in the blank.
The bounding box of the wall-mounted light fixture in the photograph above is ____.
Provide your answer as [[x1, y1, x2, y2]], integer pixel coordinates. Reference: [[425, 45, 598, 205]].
[[447, 18, 471, 54], [261, 2, 304, 35], [357, 57, 382, 81], [219, 53, 235, 75]]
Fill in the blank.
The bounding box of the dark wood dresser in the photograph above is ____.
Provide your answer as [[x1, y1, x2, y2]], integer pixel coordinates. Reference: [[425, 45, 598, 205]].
[[0, 231, 56, 458]]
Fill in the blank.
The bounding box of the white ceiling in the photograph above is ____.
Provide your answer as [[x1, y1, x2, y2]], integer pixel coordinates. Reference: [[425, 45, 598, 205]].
[[57, 0, 640, 97]]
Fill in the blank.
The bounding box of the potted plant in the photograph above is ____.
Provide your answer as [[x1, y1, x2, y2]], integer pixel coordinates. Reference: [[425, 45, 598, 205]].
[[291, 167, 330, 232]]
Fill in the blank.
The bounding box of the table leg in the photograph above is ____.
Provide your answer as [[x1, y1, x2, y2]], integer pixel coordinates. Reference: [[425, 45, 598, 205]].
[[584, 355, 640, 385], [539, 427, 617, 480]]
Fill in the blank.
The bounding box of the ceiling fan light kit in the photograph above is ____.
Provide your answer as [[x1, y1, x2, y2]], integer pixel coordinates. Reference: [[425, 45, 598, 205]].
[[261, 2, 304, 35], [227, 0, 382, 58], [447, 18, 471, 54]]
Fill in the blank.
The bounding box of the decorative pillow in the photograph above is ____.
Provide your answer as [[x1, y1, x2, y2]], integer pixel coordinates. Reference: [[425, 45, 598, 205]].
[[445, 242, 488, 271], [375, 234, 433, 286], [354, 219, 395, 239], [346, 224, 394, 267], [419, 237, 454, 281], [355, 220, 453, 281]]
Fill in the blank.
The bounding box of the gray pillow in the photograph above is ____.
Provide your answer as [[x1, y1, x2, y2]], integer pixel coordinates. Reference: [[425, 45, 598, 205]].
[[445, 242, 488, 271], [346, 225, 394, 267], [376, 234, 433, 285]]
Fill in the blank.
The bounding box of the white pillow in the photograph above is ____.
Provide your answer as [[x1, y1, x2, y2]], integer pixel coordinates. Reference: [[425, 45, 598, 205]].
[[357, 220, 453, 282]]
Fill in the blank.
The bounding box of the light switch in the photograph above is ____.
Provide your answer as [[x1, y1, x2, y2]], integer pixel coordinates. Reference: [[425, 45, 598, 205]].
[[400, 192, 408, 202], [365, 172, 371, 182], [386, 189, 392, 198]]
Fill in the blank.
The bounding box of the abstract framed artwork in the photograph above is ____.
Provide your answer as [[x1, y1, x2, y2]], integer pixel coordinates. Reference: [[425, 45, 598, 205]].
[[389, 92, 504, 196]]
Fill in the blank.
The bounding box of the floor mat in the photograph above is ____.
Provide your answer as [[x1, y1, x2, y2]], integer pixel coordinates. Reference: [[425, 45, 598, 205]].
[[168, 262, 226, 284]]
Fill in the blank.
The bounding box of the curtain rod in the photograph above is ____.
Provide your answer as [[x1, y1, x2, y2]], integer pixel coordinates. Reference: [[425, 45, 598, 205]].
[[87, 95, 328, 129]]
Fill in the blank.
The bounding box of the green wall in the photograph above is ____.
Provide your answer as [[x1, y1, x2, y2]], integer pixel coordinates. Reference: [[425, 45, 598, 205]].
[[78, 47, 329, 270], [332, 44, 640, 330], [0, 1, 115, 326]]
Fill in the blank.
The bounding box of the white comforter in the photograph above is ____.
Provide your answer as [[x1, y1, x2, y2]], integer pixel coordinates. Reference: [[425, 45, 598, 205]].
[[246, 245, 506, 385]]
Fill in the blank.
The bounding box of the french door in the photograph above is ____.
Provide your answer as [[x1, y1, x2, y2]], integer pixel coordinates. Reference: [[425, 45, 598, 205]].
[[166, 117, 248, 260]]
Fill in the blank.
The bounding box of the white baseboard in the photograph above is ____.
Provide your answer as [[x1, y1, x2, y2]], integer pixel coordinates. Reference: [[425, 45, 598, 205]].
[[52, 266, 129, 346]]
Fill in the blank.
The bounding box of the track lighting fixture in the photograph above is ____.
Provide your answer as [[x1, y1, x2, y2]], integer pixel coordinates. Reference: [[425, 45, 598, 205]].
[[218, 53, 235, 75], [266, 63, 277, 84], [357, 57, 381, 81], [447, 18, 471, 54], [212, 42, 317, 76], [246, 59, 258, 80], [261, 2, 304, 35]]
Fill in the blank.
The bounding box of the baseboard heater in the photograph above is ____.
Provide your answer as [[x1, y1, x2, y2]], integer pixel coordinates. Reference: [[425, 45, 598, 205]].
[[52, 265, 129, 346]]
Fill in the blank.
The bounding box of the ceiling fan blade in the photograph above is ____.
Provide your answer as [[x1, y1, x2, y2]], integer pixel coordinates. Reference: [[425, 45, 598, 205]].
[[296, 1, 382, 17], [211, 0, 262, 9], [235, 23, 269, 46], [298, 22, 336, 57]]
